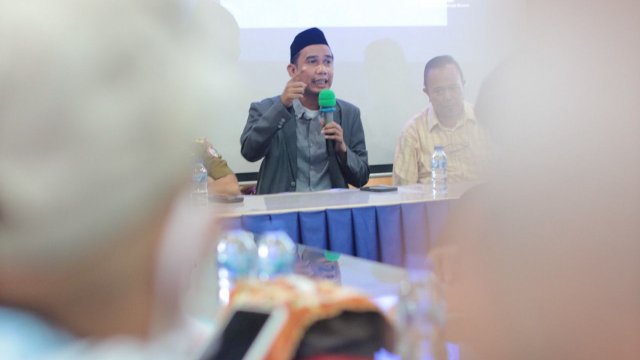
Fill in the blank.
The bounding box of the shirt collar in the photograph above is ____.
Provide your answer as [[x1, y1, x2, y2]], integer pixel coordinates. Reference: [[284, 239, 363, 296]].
[[426, 101, 476, 132], [0, 306, 74, 356], [293, 99, 325, 122], [292, 99, 305, 119]]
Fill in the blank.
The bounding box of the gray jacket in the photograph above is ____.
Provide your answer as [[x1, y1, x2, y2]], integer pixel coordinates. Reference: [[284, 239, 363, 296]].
[[240, 96, 369, 194]]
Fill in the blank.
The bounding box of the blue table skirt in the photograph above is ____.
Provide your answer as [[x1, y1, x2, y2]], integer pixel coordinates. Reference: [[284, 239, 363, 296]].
[[223, 200, 452, 266]]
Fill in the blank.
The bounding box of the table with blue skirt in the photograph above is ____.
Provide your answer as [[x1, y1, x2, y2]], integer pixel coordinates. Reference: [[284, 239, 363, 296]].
[[215, 182, 477, 267]]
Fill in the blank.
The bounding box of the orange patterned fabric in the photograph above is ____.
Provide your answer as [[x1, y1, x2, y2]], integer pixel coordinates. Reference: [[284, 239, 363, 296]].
[[227, 275, 391, 360]]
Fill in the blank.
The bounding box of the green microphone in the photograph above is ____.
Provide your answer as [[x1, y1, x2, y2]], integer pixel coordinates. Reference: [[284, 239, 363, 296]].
[[318, 89, 336, 124]]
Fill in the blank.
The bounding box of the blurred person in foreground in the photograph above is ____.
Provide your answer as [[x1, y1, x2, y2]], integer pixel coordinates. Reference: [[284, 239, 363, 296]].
[[430, 1, 640, 359], [393, 55, 491, 186], [0, 0, 226, 358], [240, 27, 369, 194]]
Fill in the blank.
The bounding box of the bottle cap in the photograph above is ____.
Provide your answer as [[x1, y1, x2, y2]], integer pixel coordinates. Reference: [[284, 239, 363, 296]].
[[324, 250, 341, 262]]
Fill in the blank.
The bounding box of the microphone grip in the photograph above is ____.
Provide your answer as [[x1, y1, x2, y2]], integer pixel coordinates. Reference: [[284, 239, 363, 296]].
[[322, 111, 333, 124]]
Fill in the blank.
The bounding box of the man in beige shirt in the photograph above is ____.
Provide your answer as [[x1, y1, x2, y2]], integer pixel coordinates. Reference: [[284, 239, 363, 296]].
[[393, 55, 490, 185]]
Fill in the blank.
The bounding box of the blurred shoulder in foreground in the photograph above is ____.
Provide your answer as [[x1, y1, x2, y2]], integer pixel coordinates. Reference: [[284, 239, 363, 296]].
[[431, 1, 640, 358], [0, 0, 231, 358]]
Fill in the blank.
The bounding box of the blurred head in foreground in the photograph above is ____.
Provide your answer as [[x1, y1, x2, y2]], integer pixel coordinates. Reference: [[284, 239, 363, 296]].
[[0, 0, 225, 357], [433, 1, 640, 359]]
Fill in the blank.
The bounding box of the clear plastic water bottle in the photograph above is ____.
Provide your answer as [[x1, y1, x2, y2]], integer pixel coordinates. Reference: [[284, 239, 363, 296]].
[[256, 227, 296, 280], [217, 230, 257, 303], [191, 161, 208, 207], [395, 272, 447, 360], [431, 145, 448, 196]]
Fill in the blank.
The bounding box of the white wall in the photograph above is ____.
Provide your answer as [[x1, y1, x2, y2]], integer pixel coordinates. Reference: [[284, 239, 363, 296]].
[[201, 0, 526, 174]]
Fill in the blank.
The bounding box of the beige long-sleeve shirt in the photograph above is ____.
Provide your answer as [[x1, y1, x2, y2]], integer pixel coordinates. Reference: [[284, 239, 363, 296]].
[[393, 102, 491, 185]]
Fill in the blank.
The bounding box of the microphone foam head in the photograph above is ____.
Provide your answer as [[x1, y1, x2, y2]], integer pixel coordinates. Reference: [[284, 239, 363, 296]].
[[318, 88, 336, 107]]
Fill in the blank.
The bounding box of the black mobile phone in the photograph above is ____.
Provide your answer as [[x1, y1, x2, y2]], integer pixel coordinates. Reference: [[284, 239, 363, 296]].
[[200, 306, 289, 360], [360, 185, 398, 192]]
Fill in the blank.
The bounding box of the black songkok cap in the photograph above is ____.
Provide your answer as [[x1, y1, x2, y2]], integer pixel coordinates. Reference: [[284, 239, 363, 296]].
[[290, 27, 330, 63]]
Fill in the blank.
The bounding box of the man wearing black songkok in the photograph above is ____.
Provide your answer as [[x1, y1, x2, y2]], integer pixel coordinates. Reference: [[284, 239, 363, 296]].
[[240, 27, 369, 194]]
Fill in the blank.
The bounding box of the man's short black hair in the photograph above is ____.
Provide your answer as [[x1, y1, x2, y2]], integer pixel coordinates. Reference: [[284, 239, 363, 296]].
[[423, 55, 465, 88]]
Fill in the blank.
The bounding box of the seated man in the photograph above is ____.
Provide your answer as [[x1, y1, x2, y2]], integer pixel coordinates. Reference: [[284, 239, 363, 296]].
[[393, 55, 491, 185], [195, 139, 241, 195], [240, 27, 369, 194]]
